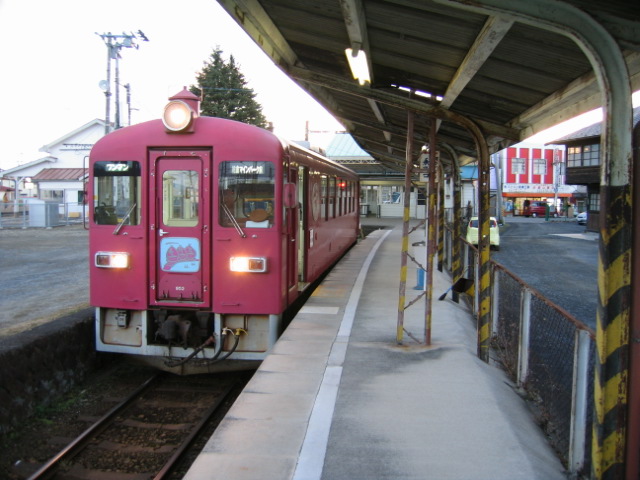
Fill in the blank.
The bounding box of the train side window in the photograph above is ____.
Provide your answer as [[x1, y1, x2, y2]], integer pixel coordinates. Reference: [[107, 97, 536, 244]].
[[328, 177, 336, 218], [93, 161, 141, 225], [338, 178, 346, 216], [219, 161, 275, 228], [321, 175, 328, 221]]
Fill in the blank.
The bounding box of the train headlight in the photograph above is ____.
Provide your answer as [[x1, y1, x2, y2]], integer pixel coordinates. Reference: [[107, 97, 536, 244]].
[[163, 100, 194, 132], [95, 252, 130, 269], [230, 257, 267, 273]]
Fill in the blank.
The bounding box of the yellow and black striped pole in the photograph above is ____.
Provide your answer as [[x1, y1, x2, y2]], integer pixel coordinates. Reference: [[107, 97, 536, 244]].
[[476, 139, 492, 362], [592, 182, 632, 479], [451, 163, 463, 303], [440, 144, 463, 303]]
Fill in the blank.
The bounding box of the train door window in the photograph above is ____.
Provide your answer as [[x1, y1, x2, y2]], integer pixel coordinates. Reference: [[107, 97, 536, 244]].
[[344, 181, 349, 214], [93, 161, 141, 225], [311, 174, 322, 222], [283, 169, 289, 229], [219, 161, 275, 228], [350, 181, 356, 212], [321, 175, 328, 221], [338, 178, 346, 216], [328, 177, 336, 218], [162, 170, 199, 227], [345, 181, 349, 213]]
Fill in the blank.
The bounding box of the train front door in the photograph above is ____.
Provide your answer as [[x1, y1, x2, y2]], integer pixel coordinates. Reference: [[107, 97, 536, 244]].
[[150, 151, 211, 307], [286, 167, 300, 301]]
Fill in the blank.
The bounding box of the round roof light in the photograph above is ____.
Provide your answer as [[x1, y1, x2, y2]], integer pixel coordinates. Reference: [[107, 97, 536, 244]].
[[163, 100, 194, 132]]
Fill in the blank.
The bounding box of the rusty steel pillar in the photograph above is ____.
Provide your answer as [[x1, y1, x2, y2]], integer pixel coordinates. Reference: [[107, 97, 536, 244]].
[[475, 135, 492, 361], [437, 160, 444, 272], [423, 118, 438, 345], [625, 121, 640, 480], [396, 111, 415, 344]]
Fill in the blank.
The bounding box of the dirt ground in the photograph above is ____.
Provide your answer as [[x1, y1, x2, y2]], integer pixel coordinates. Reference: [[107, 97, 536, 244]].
[[0, 225, 89, 337]]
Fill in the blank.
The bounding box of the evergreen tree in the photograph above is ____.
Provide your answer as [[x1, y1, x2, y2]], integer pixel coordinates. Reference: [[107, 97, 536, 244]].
[[190, 48, 269, 128]]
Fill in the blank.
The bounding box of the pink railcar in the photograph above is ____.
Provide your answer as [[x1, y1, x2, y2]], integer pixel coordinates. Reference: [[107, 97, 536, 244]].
[[89, 89, 359, 374]]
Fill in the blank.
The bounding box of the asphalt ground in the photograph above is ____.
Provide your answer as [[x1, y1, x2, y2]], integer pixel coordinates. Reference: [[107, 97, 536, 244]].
[[0, 225, 89, 337], [494, 214, 598, 328], [0, 215, 594, 336]]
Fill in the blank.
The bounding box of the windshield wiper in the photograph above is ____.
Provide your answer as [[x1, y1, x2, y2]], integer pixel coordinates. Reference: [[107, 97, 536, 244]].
[[221, 201, 246, 238], [113, 203, 137, 235]]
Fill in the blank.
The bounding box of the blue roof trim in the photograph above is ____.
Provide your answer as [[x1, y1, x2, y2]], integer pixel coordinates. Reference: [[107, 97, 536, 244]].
[[325, 133, 372, 158]]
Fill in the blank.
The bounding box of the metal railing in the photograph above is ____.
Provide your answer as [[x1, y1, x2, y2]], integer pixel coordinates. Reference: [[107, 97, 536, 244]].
[[443, 223, 594, 478], [0, 202, 86, 229]]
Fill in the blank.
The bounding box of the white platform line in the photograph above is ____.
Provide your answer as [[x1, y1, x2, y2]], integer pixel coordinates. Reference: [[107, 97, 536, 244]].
[[299, 306, 340, 315], [293, 229, 392, 480]]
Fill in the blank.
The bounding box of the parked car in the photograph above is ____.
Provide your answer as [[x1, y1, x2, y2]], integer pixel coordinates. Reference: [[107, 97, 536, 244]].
[[523, 201, 558, 218], [466, 216, 500, 250], [576, 211, 587, 225]]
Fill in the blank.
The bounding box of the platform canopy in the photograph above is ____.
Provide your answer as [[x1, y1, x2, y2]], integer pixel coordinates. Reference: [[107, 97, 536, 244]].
[[216, 0, 640, 174]]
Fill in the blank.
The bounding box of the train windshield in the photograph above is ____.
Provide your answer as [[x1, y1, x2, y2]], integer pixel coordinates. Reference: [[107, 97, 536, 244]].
[[93, 161, 141, 225], [219, 161, 275, 229]]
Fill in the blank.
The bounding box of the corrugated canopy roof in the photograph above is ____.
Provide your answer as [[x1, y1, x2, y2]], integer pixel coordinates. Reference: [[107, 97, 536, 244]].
[[326, 132, 401, 177], [216, 0, 640, 175], [32, 168, 87, 182]]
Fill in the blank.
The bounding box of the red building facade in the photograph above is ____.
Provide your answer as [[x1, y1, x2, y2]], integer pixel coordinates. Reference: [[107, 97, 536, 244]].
[[499, 144, 580, 216]]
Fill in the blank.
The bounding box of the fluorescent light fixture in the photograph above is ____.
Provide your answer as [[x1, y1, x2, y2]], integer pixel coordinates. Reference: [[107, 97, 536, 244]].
[[345, 48, 371, 86]]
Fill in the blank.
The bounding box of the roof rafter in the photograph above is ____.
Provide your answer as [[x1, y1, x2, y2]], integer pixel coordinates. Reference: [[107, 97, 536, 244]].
[[289, 66, 521, 141]]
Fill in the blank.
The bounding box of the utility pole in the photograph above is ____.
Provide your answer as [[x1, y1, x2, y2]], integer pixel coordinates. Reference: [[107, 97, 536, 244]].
[[97, 31, 149, 134], [124, 83, 132, 126]]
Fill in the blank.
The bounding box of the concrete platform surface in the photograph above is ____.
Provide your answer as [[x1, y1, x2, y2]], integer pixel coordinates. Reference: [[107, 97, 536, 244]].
[[184, 219, 567, 480]]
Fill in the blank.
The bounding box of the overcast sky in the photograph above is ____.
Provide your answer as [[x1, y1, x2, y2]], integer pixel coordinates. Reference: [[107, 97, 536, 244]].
[[0, 0, 637, 171], [0, 0, 344, 169]]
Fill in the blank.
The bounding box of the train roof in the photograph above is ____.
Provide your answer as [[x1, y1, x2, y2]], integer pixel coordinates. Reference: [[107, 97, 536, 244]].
[[91, 116, 357, 179]]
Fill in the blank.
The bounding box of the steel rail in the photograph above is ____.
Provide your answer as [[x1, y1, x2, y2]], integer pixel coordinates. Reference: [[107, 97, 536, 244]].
[[153, 384, 235, 480], [27, 373, 161, 480]]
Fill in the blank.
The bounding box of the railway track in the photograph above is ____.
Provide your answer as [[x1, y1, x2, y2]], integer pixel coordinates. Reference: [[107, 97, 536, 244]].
[[24, 370, 250, 480]]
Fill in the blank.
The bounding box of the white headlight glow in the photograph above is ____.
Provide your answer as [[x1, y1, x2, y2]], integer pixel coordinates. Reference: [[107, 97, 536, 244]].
[[95, 252, 130, 269], [230, 257, 267, 273], [163, 100, 193, 132]]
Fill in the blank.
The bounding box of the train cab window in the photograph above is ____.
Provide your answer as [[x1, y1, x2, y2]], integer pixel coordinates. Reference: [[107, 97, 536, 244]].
[[162, 170, 199, 227], [93, 161, 141, 225], [219, 161, 275, 228]]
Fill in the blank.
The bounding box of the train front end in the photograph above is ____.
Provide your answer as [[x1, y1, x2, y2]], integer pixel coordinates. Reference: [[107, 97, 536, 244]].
[[89, 89, 288, 374]]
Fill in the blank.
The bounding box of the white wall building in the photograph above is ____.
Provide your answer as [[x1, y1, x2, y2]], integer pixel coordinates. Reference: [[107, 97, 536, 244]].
[[1, 119, 106, 218], [1, 119, 106, 208]]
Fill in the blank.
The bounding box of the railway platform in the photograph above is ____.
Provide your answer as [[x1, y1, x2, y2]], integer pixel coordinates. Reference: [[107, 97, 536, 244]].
[[183, 217, 567, 480]]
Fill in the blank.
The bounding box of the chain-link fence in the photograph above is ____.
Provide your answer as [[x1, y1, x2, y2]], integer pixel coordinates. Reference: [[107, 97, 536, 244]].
[[443, 223, 595, 478], [0, 202, 87, 228]]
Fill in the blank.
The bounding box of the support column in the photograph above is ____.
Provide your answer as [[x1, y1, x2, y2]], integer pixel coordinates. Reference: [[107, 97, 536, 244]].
[[476, 135, 492, 361], [396, 111, 415, 344], [424, 118, 438, 345]]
